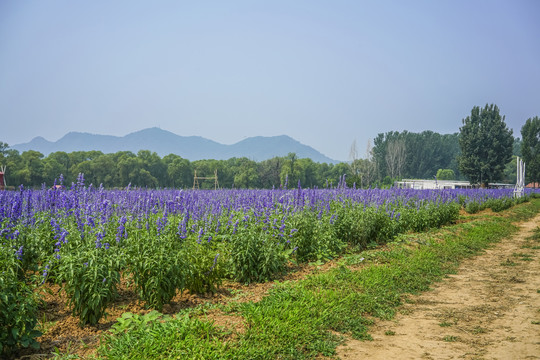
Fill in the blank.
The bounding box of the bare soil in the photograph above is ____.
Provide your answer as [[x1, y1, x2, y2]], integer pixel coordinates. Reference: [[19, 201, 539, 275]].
[[337, 213, 540, 360]]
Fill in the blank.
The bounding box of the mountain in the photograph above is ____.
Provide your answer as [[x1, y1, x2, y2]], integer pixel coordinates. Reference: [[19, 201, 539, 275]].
[[12, 128, 337, 163]]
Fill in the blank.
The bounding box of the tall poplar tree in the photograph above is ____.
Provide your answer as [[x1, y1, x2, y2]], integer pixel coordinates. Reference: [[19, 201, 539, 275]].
[[521, 116, 540, 184], [458, 104, 513, 186]]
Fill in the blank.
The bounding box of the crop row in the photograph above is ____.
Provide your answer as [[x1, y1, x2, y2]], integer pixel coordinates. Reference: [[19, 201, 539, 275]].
[[0, 181, 535, 355]]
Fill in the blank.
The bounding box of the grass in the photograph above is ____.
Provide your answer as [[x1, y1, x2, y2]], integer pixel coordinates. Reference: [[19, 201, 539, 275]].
[[442, 335, 459, 342], [53, 199, 540, 359], [512, 252, 534, 261], [472, 326, 487, 334], [501, 259, 518, 266]]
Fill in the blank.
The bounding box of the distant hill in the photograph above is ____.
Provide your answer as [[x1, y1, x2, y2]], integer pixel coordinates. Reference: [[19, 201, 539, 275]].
[[12, 128, 337, 163]]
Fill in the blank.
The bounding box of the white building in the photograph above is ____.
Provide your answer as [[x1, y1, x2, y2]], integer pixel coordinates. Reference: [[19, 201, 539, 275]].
[[394, 179, 473, 190], [394, 179, 513, 190]]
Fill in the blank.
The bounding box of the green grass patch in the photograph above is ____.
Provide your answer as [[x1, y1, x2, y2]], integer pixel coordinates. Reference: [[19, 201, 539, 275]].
[[472, 326, 487, 334], [443, 335, 459, 342], [80, 200, 540, 359], [512, 252, 534, 261]]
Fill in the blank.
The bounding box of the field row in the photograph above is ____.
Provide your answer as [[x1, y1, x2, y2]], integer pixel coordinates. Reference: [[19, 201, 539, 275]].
[[0, 186, 535, 355]]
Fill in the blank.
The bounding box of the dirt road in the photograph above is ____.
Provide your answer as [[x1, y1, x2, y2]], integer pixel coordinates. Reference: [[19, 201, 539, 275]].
[[337, 214, 540, 360]]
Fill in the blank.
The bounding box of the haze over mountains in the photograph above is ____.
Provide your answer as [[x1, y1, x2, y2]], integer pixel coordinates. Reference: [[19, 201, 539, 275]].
[[12, 128, 337, 163]]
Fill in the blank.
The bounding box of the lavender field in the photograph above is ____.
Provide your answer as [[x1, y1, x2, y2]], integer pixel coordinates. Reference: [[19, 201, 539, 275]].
[[0, 177, 536, 354]]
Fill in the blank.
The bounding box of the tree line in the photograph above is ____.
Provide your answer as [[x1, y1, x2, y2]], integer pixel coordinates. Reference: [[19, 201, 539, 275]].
[[0, 147, 352, 189], [1, 105, 539, 189]]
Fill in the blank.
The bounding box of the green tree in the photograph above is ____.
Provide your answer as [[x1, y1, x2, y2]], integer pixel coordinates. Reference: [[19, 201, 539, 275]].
[[0, 142, 8, 164], [231, 157, 259, 188], [137, 150, 166, 186], [91, 154, 118, 187], [521, 116, 540, 183], [42, 157, 65, 185], [47, 151, 71, 180], [163, 154, 192, 188], [458, 104, 513, 186], [513, 137, 522, 156], [280, 153, 303, 188], [436, 169, 455, 180], [503, 156, 518, 184], [21, 150, 45, 186], [297, 158, 317, 187], [2, 149, 22, 187], [258, 157, 283, 188]]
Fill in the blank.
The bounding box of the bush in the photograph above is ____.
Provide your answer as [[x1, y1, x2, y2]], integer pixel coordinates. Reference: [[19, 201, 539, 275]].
[[288, 210, 345, 263], [465, 201, 481, 214], [57, 247, 122, 326], [0, 246, 41, 356], [183, 240, 224, 295], [128, 241, 186, 311], [229, 228, 290, 284], [332, 203, 393, 248]]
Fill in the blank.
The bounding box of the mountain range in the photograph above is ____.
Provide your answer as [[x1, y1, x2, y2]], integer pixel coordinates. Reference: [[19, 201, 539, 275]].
[[12, 128, 337, 163]]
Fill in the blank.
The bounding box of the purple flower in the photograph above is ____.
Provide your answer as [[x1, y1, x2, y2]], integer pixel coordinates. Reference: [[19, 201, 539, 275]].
[[15, 245, 23, 261], [41, 263, 50, 283]]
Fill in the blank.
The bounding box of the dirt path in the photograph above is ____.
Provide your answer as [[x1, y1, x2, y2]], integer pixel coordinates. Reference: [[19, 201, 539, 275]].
[[337, 214, 540, 360]]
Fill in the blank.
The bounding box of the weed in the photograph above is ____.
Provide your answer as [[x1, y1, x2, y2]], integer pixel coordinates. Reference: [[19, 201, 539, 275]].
[[512, 252, 534, 261], [443, 335, 459, 342], [472, 326, 487, 334], [501, 259, 517, 266]]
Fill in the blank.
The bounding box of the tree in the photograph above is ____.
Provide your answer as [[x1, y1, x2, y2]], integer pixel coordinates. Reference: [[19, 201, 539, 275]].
[[231, 158, 259, 188], [521, 116, 540, 184], [21, 150, 45, 186], [0, 142, 8, 163], [258, 157, 283, 188], [436, 169, 455, 180], [458, 104, 513, 186], [513, 137, 522, 156], [164, 154, 192, 188], [280, 153, 303, 188], [503, 156, 518, 184], [385, 139, 406, 179]]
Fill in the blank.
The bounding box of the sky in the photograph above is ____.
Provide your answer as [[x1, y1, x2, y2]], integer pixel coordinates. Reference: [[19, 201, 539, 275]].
[[1, 1, 539, 161]]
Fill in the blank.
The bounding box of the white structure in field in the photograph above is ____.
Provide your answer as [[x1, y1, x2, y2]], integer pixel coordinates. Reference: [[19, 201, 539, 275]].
[[394, 179, 473, 190], [514, 156, 525, 198], [394, 179, 513, 190]]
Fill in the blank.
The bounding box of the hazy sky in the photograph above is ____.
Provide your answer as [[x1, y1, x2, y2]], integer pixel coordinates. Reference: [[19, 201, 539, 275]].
[[1, 1, 539, 161]]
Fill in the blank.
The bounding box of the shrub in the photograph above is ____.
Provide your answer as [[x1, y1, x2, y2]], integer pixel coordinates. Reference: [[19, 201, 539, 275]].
[[0, 246, 41, 356], [57, 247, 122, 326], [229, 228, 290, 284], [289, 210, 345, 262]]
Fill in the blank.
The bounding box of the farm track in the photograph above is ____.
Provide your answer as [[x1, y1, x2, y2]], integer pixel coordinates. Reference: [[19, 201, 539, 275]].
[[337, 213, 540, 360]]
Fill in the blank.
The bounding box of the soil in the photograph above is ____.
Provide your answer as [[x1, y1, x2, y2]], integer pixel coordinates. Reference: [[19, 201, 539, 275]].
[[14, 211, 540, 359], [337, 213, 540, 360]]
